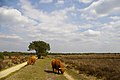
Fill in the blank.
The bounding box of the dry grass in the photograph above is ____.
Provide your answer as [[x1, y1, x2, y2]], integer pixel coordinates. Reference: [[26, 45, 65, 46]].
[[0, 56, 29, 71], [49, 54, 120, 80]]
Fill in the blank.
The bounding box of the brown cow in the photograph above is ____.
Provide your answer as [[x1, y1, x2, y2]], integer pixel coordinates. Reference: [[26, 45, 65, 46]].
[[27, 56, 37, 65], [51, 59, 65, 74]]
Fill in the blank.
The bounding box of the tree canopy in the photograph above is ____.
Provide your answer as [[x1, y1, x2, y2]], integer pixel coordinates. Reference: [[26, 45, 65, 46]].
[[28, 41, 50, 59]]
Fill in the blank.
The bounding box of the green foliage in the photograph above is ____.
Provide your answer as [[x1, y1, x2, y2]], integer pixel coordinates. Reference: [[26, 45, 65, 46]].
[[0, 52, 4, 60], [28, 41, 50, 59]]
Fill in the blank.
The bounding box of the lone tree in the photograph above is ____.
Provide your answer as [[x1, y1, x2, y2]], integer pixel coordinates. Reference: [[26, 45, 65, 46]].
[[28, 41, 50, 59]]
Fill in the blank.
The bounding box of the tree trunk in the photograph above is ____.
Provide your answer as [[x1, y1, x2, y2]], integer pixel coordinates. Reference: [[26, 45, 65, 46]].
[[35, 49, 41, 59], [37, 54, 41, 59]]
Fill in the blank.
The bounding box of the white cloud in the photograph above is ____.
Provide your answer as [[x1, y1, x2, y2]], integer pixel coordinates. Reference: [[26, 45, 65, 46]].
[[103, 20, 120, 29], [0, 34, 23, 40], [95, 0, 120, 15], [20, 0, 77, 35], [79, 0, 93, 3], [57, 0, 64, 4], [39, 0, 53, 3], [20, 0, 75, 24], [83, 29, 101, 37], [78, 24, 92, 29], [110, 16, 120, 20], [16, 0, 83, 50], [99, 20, 120, 46], [0, 7, 36, 26], [80, 0, 120, 20], [38, 23, 78, 34]]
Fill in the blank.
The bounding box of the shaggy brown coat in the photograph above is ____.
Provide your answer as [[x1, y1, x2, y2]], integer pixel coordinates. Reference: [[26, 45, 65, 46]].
[[27, 56, 37, 65], [51, 59, 65, 74]]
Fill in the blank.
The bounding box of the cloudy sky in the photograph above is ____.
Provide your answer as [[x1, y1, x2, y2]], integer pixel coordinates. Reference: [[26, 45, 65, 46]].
[[0, 0, 120, 53]]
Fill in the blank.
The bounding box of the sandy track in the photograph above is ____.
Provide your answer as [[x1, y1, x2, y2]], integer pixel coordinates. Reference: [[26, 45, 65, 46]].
[[0, 62, 27, 79], [64, 72, 75, 80]]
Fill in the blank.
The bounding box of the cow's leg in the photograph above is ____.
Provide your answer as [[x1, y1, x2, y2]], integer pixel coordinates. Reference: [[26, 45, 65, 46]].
[[32, 61, 35, 65], [52, 67, 54, 73], [31, 61, 33, 65], [58, 69, 60, 74]]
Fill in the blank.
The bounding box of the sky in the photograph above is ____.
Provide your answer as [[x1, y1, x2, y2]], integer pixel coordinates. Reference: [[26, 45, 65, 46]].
[[0, 0, 120, 53]]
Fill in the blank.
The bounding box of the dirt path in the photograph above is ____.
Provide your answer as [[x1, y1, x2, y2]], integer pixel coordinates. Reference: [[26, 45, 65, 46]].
[[0, 62, 27, 79], [64, 72, 75, 80]]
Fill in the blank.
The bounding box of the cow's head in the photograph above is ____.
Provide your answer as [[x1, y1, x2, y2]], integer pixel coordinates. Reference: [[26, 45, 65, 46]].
[[59, 62, 66, 74], [59, 68, 65, 74]]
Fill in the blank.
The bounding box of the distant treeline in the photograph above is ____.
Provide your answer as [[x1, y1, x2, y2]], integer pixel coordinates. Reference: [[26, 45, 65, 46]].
[[0, 51, 36, 56], [0, 51, 120, 56], [49, 53, 120, 55]]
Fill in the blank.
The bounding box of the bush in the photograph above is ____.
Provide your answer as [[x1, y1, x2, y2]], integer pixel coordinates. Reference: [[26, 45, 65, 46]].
[[53, 54, 120, 80], [0, 52, 4, 60]]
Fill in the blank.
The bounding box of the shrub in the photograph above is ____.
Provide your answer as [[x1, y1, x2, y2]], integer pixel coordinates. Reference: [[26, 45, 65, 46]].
[[52, 54, 120, 80], [0, 52, 4, 60]]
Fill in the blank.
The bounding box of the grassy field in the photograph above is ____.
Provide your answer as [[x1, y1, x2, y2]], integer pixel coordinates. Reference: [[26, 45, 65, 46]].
[[49, 53, 120, 80], [1, 53, 120, 80], [2, 58, 67, 80]]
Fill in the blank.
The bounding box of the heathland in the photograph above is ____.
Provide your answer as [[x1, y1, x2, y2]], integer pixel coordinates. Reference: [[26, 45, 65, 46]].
[[0, 52, 120, 80]]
